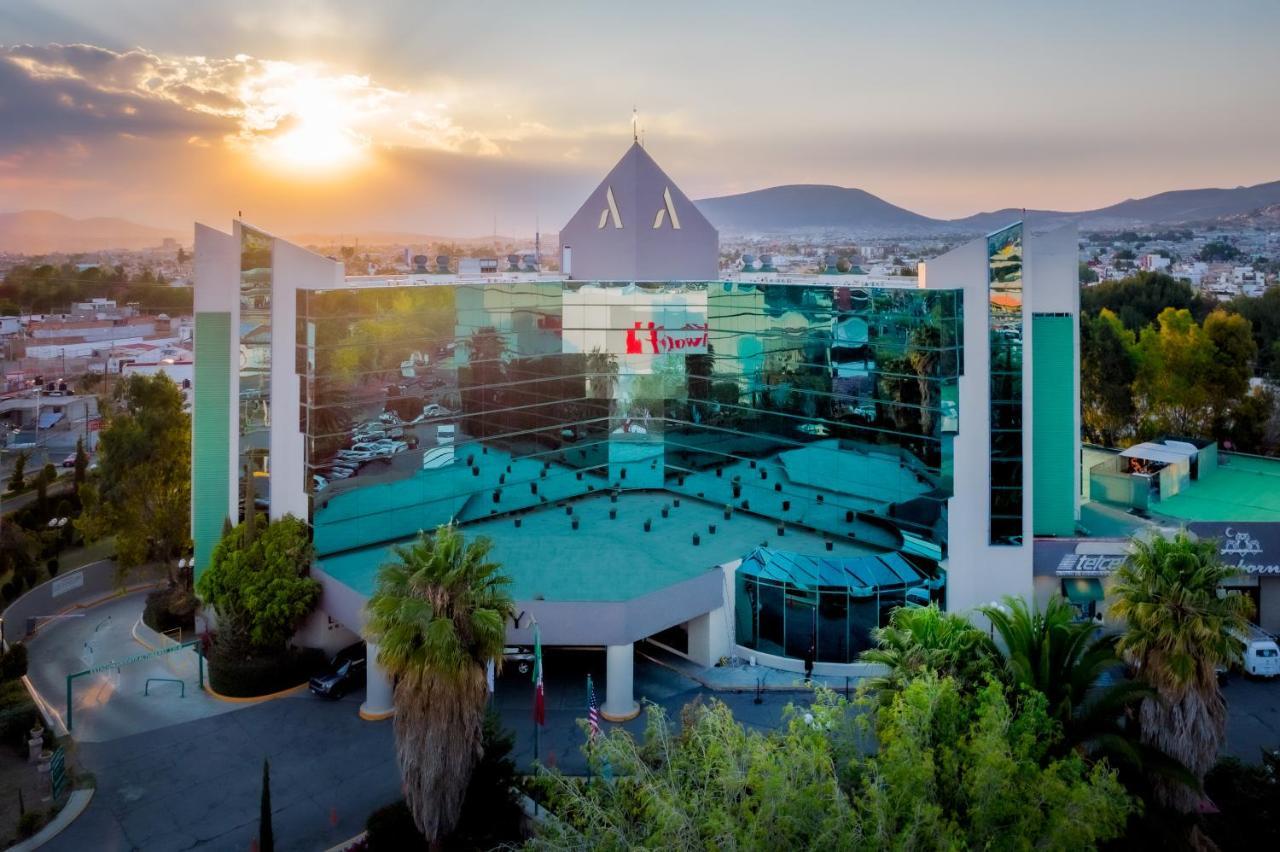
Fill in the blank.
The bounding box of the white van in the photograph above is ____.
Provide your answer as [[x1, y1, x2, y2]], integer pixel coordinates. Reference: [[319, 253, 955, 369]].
[[1235, 626, 1280, 678], [436, 424, 456, 446]]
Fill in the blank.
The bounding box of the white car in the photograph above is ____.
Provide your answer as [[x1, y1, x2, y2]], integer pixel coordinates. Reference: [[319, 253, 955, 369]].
[[312, 474, 328, 492], [436, 425, 456, 446]]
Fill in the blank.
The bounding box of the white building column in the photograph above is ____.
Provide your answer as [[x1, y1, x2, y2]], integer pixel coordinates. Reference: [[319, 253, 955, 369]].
[[601, 643, 639, 721], [359, 642, 395, 721]]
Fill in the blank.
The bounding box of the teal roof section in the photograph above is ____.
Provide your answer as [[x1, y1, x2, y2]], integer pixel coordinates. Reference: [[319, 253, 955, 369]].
[[1153, 453, 1280, 522], [317, 491, 883, 602]]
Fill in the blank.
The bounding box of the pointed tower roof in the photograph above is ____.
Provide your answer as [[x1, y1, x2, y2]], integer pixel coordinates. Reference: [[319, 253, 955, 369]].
[[559, 143, 718, 280]]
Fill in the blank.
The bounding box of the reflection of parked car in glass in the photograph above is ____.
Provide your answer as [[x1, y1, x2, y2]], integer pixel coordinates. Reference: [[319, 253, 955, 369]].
[[422, 445, 455, 469], [795, 422, 830, 436], [312, 474, 328, 491], [436, 425, 456, 446], [309, 643, 367, 699]]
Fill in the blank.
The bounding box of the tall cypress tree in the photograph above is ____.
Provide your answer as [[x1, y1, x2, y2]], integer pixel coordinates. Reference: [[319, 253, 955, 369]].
[[259, 758, 273, 852]]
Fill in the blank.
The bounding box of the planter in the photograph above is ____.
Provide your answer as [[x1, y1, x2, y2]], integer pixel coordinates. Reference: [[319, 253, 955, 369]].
[[572, 518, 579, 530], [692, 533, 700, 546], [644, 519, 652, 532], [514, 517, 522, 528], [708, 524, 717, 534], [609, 508, 617, 520], [782, 500, 790, 512]]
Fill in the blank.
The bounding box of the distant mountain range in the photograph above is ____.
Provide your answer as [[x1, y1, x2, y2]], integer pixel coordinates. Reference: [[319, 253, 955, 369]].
[[5, 177, 1280, 253], [0, 210, 185, 253], [695, 179, 1280, 236]]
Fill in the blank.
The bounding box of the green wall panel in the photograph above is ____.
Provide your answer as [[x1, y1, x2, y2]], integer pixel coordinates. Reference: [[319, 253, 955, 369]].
[[1032, 315, 1076, 536], [193, 311, 232, 576]]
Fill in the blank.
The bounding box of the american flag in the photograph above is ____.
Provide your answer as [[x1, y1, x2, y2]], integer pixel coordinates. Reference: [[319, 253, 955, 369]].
[[586, 674, 600, 737]]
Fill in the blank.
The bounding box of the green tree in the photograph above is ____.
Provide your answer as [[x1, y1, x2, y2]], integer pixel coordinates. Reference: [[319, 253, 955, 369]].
[[859, 603, 997, 703], [1079, 261, 1099, 284], [363, 525, 513, 843], [7, 451, 27, 492], [1133, 308, 1216, 435], [977, 595, 1188, 790], [1110, 531, 1254, 813], [72, 437, 88, 492], [1080, 272, 1210, 331], [196, 515, 320, 655], [531, 681, 1132, 851], [76, 374, 191, 583], [1202, 308, 1257, 433], [1081, 309, 1138, 444]]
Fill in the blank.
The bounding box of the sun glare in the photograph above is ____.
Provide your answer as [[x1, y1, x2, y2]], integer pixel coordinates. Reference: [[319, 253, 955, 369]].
[[244, 67, 371, 173]]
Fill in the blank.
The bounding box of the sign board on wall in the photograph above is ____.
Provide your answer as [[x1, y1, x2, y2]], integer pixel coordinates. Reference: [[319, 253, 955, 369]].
[[51, 570, 85, 598], [562, 287, 708, 357]]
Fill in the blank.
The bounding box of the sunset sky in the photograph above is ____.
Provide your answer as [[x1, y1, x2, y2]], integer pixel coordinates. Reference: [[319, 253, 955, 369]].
[[2, 0, 1278, 237]]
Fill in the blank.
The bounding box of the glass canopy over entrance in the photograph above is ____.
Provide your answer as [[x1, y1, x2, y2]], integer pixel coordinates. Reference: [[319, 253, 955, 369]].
[[734, 546, 939, 664]]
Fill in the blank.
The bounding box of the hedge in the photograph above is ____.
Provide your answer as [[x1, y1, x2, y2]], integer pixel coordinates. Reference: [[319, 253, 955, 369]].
[[206, 642, 327, 698]]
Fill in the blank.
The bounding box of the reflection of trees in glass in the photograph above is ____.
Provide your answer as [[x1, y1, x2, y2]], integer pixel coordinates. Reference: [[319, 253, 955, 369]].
[[308, 377, 354, 462], [584, 348, 618, 400], [460, 327, 507, 438], [907, 322, 941, 436]]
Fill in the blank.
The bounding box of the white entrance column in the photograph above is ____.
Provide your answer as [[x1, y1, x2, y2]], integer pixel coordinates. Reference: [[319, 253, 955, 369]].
[[601, 643, 640, 721], [359, 641, 395, 721]]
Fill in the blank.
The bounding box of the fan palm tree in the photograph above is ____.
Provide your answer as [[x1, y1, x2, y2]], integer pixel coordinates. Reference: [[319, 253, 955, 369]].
[[978, 596, 1191, 789], [363, 524, 514, 843], [1109, 530, 1253, 813], [859, 603, 997, 703]]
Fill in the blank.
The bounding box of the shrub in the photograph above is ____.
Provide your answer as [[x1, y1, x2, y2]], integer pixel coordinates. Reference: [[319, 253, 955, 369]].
[[197, 515, 320, 655], [365, 802, 429, 851], [0, 643, 29, 682], [206, 640, 327, 698], [46, 558, 58, 579], [17, 809, 46, 839], [142, 586, 196, 635], [0, 682, 40, 754]]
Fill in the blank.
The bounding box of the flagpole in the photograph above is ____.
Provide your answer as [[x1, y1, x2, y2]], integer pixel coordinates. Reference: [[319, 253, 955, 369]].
[[531, 619, 542, 768]]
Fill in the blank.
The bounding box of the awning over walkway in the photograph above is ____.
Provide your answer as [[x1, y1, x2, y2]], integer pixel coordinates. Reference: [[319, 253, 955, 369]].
[[37, 411, 63, 429], [1061, 577, 1105, 605]]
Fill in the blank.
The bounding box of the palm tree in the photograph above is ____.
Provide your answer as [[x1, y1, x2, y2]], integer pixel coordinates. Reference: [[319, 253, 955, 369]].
[[1109, 530, 1253, 813], [859, 603, 997, 703], [978, 596, 1191, 788], [363, 524, 514, 843]]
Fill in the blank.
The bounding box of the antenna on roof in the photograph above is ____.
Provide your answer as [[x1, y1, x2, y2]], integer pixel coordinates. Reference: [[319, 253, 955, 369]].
[[632, 106, 638, 143]]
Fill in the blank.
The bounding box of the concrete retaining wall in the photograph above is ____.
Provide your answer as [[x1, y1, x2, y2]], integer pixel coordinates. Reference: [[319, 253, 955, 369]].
[[1, 559, 166, 648]]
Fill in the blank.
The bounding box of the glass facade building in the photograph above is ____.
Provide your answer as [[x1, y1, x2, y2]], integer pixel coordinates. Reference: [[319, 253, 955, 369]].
[[296, 281, 963, 577]]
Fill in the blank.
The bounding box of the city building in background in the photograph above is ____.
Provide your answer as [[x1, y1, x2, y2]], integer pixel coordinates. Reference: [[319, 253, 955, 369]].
[[192, 143, 1080, 720]]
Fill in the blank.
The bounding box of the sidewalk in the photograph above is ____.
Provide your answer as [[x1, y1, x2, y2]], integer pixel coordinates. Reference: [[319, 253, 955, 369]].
[[636, 641, 873, 695]]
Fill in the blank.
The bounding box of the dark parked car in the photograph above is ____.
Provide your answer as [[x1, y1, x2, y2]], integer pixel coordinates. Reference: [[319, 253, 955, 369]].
[[309, 642, 367, 699]]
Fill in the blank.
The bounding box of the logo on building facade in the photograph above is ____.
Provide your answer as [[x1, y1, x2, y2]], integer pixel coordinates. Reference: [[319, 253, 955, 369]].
[[1220, 527, 1280, 575], [624, 321, 710, 355], [597, 186, 623, 229], [1055, 553, 1126, 577], [652, 187, 682, 229]]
